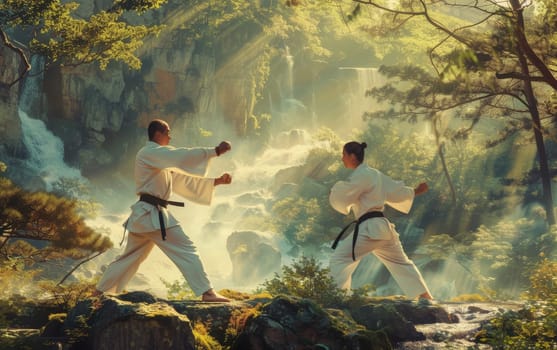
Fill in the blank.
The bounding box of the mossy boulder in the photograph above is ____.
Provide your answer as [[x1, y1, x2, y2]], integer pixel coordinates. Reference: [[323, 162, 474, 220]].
[[232, 296, 392, 349]]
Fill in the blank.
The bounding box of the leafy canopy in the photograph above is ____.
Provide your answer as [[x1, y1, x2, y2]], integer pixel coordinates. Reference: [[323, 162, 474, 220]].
[[0, 0, 164, 70]]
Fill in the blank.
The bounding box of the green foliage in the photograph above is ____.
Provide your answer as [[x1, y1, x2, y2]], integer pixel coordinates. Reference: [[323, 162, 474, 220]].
[[112, 0, 167, 13], [0, 0, 164, 70], [51, 177, 101, 218], [420, 216, 552, 298], [360, 124, 436, 184], [0, 176, 112, 253], [272, 196, 321, 248], [261, 257, 380, 309], [477, 258, 557, 349], [526, 258, 557, 301], [262, 256, 346, 307], [352, 0, 557, 224], [161, 278, 196, 300], [38, 279, 99, 309], [0, 176, 112, 285], [0, 257, 40, 299]]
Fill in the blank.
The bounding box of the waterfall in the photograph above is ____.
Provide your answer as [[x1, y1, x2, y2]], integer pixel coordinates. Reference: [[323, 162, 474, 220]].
[[269, 46, 308, 131], [16, 56, 84, 191], [338, 67, 386, 134], [18, 110, 83, 190], [19, 55, 45, 118], [285, 45, 294, 99]]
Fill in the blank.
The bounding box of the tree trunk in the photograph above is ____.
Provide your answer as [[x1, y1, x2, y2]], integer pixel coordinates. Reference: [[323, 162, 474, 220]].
[[511, 0, 556, 225], [433, 117, 457, 205]]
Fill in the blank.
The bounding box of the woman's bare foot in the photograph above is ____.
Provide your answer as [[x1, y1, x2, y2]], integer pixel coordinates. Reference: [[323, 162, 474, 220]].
[[201, 289, 230, 302]]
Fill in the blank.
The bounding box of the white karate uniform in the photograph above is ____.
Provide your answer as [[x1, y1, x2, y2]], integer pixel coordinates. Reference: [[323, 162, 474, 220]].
[[97, 141, 218, 296], [328, 163, 431, 299]]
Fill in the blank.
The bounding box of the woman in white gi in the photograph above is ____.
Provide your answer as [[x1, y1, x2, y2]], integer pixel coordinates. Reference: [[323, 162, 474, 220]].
[[329, 141, 433, 300], [96, 119, 232, 302]]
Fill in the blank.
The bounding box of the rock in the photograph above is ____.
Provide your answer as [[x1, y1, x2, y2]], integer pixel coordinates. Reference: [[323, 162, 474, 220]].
[[233, 296, 392, 349], [273, 182, 298, 201], [0, 44, 24, 153], [63, 293, 195, 350], [5, 294, 525, 350], [271, 129, 310, 149], [350, 302, 426, 344], [234, 191, 267, 206], [169, 300, 251, 345], [226, 231, 281, 285]]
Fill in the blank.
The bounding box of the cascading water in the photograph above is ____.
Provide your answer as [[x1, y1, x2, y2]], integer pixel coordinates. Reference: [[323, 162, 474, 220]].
[[18, 56, 84, 191], [18, 110, 83, 190], [337, 67, 386, 135], [285, 45, 294, 100]]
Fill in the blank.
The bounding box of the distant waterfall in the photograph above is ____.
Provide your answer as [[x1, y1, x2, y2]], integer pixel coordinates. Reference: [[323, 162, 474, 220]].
[[18, 55, 84, 190], [19, 56, 45, 118], [285, 46, 294, 99], [270, 46, 309, 131], [18, 109, 83, 190], [339, 67, 386, 131]]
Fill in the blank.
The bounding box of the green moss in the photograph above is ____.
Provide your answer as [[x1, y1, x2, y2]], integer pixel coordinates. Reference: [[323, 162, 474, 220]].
[[48, 313, 67, 322], [193, 322, 223, 350], [450, 294, 488, 302]]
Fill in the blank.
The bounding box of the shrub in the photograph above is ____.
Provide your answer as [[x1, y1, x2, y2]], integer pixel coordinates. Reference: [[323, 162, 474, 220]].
[[261, 256, 346, 307], [476, 258, 557, 349]]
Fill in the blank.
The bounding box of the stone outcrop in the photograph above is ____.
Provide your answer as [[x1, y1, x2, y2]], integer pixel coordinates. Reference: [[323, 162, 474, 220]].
[[226, 231, 281, 285], [0, 291, 523, 349], [233, 296, 392, 350], [0, 43, 24, 157], [62, 292, 196, 350]]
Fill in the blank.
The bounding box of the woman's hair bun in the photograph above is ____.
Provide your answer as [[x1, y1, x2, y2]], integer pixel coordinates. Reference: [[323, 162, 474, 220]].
[[361, 142, 367, 149]]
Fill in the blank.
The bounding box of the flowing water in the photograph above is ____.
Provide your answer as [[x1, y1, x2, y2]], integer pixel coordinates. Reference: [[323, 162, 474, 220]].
[[396, 301, 524, 350]]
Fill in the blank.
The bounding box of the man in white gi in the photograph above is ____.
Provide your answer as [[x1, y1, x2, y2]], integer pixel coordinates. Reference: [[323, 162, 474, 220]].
[[96, 119, 232, 302], [329, 141, 433, 300]]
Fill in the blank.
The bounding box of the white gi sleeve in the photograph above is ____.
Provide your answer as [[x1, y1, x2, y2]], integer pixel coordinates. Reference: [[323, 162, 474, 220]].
[[140, 145, 217, 177], [382, 173, 415, 214], [171, 172, 215, 206], [329, 171, 370, 215]]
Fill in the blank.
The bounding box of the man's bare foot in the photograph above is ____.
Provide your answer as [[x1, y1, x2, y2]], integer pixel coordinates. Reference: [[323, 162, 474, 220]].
[[201, 289, 230, 302]]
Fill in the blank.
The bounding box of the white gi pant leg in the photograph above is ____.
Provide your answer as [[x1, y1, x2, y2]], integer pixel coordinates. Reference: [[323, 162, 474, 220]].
[[97, 225, 212, 296], [329, 225, 431, 299]]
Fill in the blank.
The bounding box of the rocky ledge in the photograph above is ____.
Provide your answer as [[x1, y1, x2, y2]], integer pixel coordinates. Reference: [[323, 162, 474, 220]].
[[4, 291, 522, 350]]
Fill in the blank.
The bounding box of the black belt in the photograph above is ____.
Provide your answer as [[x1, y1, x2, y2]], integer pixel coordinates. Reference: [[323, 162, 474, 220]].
[[331, 211, 384, 261], [139, 193, 184, 240]]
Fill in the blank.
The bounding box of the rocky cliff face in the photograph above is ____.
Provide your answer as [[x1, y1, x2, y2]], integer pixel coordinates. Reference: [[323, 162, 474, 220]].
[[39, 30, 222, 175], [3, 1, 271, 177], [0, 43, 24, 158]]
